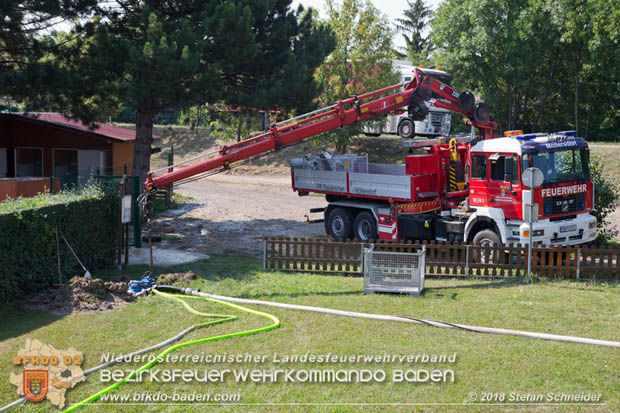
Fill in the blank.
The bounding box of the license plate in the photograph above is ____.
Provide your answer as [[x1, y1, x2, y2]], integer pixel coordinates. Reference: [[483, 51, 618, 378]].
[[560, 224, 577, 233]]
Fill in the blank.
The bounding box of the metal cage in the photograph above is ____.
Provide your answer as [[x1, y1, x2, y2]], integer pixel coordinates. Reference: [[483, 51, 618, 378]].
[[363, 246, 426, 296]]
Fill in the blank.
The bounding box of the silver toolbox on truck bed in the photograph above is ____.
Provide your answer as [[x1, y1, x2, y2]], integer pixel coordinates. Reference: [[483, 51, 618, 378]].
[[292, 153, 411, 200]]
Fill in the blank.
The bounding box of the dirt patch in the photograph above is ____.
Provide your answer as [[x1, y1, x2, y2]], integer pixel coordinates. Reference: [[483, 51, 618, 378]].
[[26, 277, 134, 315], [157, 271, 198, 285], [150, 174, 327, 255]]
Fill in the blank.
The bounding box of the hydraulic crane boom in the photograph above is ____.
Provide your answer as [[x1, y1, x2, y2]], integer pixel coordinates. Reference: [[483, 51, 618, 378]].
[[145, 68, 497, 190]]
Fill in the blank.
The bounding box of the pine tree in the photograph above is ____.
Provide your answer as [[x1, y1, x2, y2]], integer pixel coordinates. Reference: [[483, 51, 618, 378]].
[[395, 0, 433, 63]]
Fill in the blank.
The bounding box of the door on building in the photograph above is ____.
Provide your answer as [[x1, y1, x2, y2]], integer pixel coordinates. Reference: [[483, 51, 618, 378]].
[[53, 149, 78, 186], [78, 150, 105, 182]]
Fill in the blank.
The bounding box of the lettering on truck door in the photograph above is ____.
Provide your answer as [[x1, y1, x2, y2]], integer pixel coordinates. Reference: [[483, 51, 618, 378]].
[[487, 154, 521, 219], [468, 153, 489, 207]]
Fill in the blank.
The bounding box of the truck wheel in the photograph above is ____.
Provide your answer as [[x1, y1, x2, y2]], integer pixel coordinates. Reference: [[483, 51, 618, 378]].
[[398, 119, 415, 139], [327, 208, 354, 240], [353, 211, 378, 241], [472, 230, 501, 264]]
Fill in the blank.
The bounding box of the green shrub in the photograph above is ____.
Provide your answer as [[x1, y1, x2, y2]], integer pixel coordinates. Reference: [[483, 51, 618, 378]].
[[0, 184, 118, 307], [590, 154, 619, 240]]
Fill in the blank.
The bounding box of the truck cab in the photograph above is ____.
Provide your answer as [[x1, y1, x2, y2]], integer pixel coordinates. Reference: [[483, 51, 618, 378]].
[[466, 131, 596, 246]]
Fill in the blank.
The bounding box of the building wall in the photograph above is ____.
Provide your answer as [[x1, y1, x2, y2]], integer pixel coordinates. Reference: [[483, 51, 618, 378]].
[[112, 142, 135, 175], [0, 117, 118, 178]]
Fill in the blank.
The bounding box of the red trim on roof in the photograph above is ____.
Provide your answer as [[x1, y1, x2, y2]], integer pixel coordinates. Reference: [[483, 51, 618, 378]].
[[2, 112, 158, 142]]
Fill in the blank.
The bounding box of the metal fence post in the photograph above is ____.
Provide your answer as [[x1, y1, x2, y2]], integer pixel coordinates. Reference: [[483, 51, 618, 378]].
[[576, 248, 581, 280], [167, 145, 174, 203], [465, 244, 470, 276], [132, 176, 142, 248]]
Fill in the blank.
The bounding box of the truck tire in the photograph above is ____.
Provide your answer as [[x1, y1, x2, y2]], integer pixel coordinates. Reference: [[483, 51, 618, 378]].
[[398, 119, 415, 139], [353, 211, 378, 241], [472, 229, 500, 264], [327, 208, 354, 240]]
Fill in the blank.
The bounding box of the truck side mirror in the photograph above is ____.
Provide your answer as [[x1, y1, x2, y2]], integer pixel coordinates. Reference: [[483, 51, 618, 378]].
[[504, 157, 513, 182]]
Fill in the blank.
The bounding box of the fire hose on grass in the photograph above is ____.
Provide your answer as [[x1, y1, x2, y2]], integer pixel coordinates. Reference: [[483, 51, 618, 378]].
[[61, 287, 280, 412], [0, 286, 280, 412], [2, 283, 619, 412]]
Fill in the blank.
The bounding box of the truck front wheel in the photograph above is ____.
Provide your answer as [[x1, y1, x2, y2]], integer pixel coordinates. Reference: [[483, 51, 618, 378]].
[[327, 208, 354, 239], [472, 229, 501, 263], [398, 119, 415, 139], [353, 211, 378, 241]]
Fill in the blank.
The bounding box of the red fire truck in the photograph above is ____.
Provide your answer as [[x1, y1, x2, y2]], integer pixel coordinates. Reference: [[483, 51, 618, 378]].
[[145, 68, 596, 248]]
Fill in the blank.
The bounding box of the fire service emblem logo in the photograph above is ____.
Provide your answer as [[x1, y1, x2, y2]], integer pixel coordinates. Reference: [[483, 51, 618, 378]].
[[10, 339, 86, 408], [23, 370, 48, 402]]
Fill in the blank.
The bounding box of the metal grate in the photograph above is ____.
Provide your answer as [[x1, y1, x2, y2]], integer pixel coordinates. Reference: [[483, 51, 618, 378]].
[[543, 193, 585, 215], [363, 246, 425, 296], [430, 112, 444, 127]]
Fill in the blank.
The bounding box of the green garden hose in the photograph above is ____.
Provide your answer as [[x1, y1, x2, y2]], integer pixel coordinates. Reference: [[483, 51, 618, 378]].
[[63, 288, 280, 412]]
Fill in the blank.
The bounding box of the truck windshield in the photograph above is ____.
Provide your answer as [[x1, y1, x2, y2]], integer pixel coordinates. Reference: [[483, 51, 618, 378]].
[[522, 149, 590, 184]]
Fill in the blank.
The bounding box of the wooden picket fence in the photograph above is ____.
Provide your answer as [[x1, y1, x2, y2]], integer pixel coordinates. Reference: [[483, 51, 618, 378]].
[[263, 236, 620, 280]]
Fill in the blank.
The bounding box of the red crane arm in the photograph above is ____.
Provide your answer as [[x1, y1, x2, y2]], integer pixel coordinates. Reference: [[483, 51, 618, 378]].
[[145, 68, 496, 190]]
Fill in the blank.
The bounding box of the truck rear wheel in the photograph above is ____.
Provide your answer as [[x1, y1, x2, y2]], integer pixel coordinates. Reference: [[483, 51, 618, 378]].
[[472, 229, 501, 264], [353, 211, 378, 241], [398, 119, 415, 139], [326, 207, 354, 239]]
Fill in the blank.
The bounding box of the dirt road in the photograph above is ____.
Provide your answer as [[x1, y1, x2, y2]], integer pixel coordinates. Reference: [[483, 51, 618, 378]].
[[153, 173, 327, 256]]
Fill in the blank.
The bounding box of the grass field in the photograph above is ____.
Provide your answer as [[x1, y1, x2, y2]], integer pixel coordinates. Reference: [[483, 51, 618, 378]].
[[1, 255, 619, 412]]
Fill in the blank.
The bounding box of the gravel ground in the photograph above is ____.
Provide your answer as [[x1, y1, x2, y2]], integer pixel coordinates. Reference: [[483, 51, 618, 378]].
[[151, 173, 327, 256]]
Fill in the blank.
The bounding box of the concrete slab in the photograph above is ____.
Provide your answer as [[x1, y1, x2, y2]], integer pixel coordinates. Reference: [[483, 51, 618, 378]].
[[126, 247, 209, 267]]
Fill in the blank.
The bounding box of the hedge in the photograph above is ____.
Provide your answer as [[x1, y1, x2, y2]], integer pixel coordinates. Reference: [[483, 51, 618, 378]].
[[0, 185, 118, 307]]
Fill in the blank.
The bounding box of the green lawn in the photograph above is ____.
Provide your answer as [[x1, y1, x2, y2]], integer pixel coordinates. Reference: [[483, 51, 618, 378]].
[[1, 255, 619, 412]]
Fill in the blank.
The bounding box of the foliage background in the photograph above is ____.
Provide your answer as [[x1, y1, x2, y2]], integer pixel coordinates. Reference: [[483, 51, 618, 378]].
[[431, 0, 620, 140]]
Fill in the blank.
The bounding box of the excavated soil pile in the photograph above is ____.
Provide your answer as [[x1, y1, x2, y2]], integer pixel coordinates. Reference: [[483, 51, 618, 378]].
[[26, 276, 134, 315], [157, 271, 198, 285]]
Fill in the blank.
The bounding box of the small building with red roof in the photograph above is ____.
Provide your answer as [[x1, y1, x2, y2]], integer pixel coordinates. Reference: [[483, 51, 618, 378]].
[[0, 112, 139, 200]]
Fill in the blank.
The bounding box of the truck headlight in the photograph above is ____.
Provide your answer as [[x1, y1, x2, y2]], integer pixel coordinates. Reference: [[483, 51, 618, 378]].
[[523, 229, 544, 237], [589, 221, 597, 229]]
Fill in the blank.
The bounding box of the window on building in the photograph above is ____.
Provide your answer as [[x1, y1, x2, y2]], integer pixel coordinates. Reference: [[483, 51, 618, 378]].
[[15, 148, 43, 177], [471, 154, 487, 180]]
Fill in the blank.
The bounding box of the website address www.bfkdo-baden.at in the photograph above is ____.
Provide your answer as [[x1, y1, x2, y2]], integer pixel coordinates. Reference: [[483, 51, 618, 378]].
[[98, 391, 241, 404]]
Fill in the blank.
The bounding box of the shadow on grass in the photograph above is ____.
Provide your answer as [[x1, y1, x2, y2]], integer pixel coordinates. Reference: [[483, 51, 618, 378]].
[[426, 277, 524, 291], [162, 255, 261, 283], [0, 307, 63, 342]]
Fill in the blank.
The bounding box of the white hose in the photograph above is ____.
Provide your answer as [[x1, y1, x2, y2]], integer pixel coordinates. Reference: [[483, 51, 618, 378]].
[[3, 287, 617, 412], [189, 289, 620, 349]]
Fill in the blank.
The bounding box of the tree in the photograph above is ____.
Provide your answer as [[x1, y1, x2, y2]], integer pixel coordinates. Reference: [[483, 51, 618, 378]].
[[315, 0, 398, 153], [28, 0, 334, 180], [0, 0, 98, 106], [589, 155, 619, 240], [0, 0, 96, 72], [395, 0, 433, 64], [431, 0, 620, 140]]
